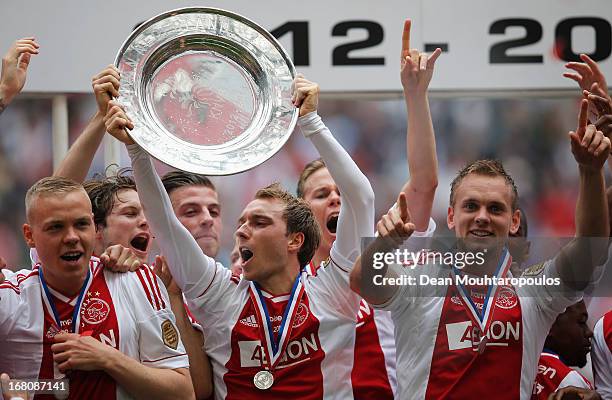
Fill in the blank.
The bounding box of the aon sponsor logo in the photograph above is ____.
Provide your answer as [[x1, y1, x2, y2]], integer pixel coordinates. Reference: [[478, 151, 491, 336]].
[[537, 364, 557, 379], [446, 320, 520, 351], [239, 333, 320, 367]]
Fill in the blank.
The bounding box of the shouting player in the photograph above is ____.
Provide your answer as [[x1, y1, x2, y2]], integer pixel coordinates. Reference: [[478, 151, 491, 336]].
[[0, 176, 193, 399], [53, 66, 153, 264], [104, 72, 375, 399], [53, 64, 213, 398], [297, 19, 441, 399]]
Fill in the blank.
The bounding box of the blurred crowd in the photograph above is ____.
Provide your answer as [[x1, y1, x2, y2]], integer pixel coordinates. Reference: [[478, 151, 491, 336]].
[[0, 93, 594, 268]]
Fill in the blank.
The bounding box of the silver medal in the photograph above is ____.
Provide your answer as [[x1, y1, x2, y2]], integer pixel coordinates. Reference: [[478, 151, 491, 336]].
[[253, 370, 274, 390]]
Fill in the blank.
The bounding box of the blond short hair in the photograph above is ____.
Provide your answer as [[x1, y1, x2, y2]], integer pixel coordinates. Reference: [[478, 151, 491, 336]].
[[450, 159, 518, 210], [297, 158, 326, 199], [25, 176, 86, 221]]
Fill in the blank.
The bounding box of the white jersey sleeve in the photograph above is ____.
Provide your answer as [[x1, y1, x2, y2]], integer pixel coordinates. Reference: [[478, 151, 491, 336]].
[[557, 370, 593, 390], [299, 112, 374, 265], [122, 267, 189, 369], [520, 257, 583, 316], [592, 314, 612, 398], [0, 269, 31, 331], [127, 144, 236, 323], [298, 112, 375, 318]]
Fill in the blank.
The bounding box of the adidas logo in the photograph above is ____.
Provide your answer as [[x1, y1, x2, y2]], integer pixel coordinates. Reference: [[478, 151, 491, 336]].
[[240, 315, 259, 328]]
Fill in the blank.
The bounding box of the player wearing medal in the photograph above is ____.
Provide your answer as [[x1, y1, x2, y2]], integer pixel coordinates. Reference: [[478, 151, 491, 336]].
[[592, 310, 612, 398], [351, 97, 610, 399], [53, 66, 153, 264], [532, 300, 594, 399], [298, 19, 441, 399], [0, 37, 39, 287], [0, 177, 194, 399], [103, 71, 374, 399], [51, 65, 213, 398]]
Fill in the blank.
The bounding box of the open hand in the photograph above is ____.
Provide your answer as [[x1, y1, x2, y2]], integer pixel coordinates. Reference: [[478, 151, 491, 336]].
[[0, 37, 39, 106]]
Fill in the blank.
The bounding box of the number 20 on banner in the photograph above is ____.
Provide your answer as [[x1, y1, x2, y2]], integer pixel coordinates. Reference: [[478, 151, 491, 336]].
[[269, 17, 612, 66]]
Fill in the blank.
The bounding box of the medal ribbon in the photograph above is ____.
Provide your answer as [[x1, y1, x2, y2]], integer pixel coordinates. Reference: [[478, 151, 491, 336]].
[[451, 247, 512, 342], [39, 265, 92, 335], [248, 274, 305, 369], [39, 264, 93, 385]]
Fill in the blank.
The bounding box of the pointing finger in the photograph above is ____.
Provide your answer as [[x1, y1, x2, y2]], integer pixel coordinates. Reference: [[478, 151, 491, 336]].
[[578, 99, 589, 133], [401, 19, 411, 60]]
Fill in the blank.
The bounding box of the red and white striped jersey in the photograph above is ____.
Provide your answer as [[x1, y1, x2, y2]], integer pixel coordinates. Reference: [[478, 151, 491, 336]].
[[129, 110, 375, 399], [0, 257, 188, 400], [592, 311, 612, 398], [306, 261, 396, 399], [186, 254, 361, 400], [375, 256, 582, 400], [532, 351, 592, 399]]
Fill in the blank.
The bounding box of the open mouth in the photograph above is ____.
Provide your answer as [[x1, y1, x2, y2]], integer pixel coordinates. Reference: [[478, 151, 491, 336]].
[[240, 247, 254, 263], [469, 230, 493, 238], [130, 234, 150, 253], [326, 214, 339, 234], [60, 251, 83, 262]]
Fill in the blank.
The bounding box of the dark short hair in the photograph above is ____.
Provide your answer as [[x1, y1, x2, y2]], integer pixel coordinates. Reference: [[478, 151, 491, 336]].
[[161, 171, 216, 195], [450, 159, 518, 210], [255, 183, 321, 267], [83, 167, 136, 228], [297, 158, 326, 198]]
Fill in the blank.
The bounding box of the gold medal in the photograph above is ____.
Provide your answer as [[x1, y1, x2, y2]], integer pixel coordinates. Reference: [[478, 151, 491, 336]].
[[253, 370, 274, 390]]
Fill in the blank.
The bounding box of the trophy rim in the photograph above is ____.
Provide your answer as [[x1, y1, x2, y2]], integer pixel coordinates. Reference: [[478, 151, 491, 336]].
[[114, 7, 298, 176]]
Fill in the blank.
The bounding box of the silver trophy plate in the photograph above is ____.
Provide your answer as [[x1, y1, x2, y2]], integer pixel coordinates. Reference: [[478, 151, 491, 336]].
[[115, 7, 298, 175]]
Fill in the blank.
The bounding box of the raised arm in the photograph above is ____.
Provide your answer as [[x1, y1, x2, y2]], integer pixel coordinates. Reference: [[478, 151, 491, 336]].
[[351, 192, 415, 303], [564, 54, 610, 103], [103, 102, 217, 297], [398, 20, 441, 231], [0, 37, 39, 114], [54, 66, 119, 182], [293, 76, 375, 265], [557, 99, 610, 290]]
